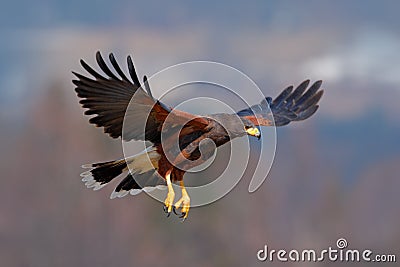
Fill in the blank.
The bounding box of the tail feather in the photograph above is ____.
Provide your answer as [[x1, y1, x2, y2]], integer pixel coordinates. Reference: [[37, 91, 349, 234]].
[[80, 146, 165, 196], [110, 170, 166, 199], [80, 159, 128, 190]]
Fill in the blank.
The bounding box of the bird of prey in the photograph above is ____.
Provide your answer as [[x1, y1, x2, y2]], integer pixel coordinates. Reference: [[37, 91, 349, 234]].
[[74, 51, 323, 220]]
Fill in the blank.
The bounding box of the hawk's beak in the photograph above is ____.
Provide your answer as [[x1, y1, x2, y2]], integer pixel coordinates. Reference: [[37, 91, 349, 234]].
[[246, 127, 261, 140]]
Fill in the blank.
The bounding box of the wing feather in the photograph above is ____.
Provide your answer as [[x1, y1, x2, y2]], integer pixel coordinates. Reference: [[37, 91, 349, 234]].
[[73, 51, 208, 142], [237, 80, 323, 127]]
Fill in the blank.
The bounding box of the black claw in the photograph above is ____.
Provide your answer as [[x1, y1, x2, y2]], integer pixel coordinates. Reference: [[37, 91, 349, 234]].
[[179, 212, 186, 219], [173, 206, 184, 216], [173, 206, 179, 215], [163, 205, 172, 217]]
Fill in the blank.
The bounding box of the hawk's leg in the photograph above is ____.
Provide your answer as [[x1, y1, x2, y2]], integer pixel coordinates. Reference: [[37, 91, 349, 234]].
[[163, 170, 175, 217], [174, 180, 190, 221]]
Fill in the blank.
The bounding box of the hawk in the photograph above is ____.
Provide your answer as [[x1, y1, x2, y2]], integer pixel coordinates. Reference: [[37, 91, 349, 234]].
[[74, 52, 323, 220]]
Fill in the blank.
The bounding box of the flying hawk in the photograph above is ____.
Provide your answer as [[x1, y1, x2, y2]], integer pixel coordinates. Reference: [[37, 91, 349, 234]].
[[74, 52, 323, 220]]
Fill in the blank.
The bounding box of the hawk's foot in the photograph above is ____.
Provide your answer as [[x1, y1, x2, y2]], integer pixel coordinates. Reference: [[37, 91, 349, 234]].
[[173, 181, 190, 222]]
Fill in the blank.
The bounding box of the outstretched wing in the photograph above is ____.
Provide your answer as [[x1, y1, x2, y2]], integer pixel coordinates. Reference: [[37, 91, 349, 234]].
[[73, 51, 208, 142], [237, 80, 323, 126]]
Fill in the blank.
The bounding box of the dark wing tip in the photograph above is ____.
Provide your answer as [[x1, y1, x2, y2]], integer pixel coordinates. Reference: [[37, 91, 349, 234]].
[[109, 53, 131, 82], [95, 51, 120, 80], [298, 79, 310, 88], [299, 79, 311, 89], [72, 79, 80, 86], [143, 75, 153, 98], [95, 50, 101, 59], [313, 80, 323, 89], [272, 85, 294, 107], [269, 80, 324, 126], [79, 58, 106, 80], [296, 104, 319, 121], [71, 71, 80, 78], [127, 55, 141, 86], [95, 51, 103, 67]]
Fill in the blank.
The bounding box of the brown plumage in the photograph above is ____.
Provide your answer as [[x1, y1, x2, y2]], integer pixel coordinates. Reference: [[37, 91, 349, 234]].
[[75, 51, 324, 220]]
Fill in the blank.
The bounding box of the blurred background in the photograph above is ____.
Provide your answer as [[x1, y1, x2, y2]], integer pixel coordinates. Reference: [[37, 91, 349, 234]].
[[1, 1, 399, 266]]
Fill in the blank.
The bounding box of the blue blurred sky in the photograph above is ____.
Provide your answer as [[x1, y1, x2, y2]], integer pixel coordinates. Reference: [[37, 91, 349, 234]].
[[1, 1, 400, 31], [0, 2, 399, 266], [2, 1, 399, 168], [2, 1, 400, 114]]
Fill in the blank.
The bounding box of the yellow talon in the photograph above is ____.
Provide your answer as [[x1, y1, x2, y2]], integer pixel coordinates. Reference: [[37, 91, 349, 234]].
[[164, 170, 175, 215], [174, 180, 190, 220]]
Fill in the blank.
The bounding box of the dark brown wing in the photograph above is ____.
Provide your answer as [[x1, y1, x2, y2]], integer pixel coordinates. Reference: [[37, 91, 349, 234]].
[[73, 51, 208, 142], [237, 80, 323, 127]]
